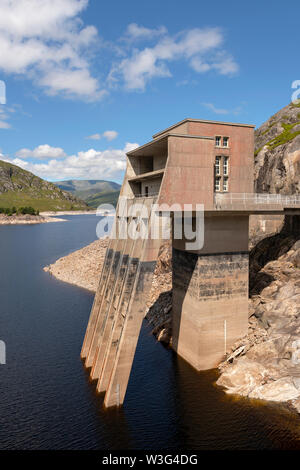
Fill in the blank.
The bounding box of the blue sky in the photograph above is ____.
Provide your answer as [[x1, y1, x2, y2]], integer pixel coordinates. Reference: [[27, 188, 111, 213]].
[[0, 0, 299, 183]]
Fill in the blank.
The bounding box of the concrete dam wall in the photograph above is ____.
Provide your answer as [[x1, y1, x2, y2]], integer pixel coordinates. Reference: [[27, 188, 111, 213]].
[[81, 118, 299, 408]]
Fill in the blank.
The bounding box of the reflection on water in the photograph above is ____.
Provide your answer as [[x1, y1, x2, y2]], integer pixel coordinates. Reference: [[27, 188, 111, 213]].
[[0, 215, 299, 450]]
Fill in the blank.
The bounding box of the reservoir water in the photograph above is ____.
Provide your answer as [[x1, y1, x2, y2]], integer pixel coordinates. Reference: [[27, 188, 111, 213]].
[[0, 214, 299, 450]]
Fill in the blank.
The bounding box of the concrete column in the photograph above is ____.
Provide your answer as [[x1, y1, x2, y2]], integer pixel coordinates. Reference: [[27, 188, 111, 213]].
[[172, 214, 249, 370]]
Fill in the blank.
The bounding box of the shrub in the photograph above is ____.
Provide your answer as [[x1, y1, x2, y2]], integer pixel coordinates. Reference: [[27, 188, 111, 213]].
[[0, 206, 39, 216], [18, 206, 38, 216]]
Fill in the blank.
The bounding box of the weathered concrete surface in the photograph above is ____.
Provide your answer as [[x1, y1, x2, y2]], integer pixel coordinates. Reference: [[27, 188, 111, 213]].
[[80, 115, 300, 409], [172, 247, 249, 370], [81, 197, 162, 408]]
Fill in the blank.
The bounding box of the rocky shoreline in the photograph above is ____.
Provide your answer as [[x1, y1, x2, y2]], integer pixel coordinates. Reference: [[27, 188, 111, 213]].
[[41, 210, 96, 216], [43, 238, 173, 343], [0, 214, 66, 225], [44, 238, 109, 292]]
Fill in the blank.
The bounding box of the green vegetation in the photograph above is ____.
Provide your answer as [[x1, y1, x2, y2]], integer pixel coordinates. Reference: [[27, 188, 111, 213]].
[[254, 147, 262, 157], [266, 121, 300, 151], [85, 190, 120, 208], [0, 190, 87, 212], [291, 102, 300, 108], [0, 206, 39, 216], [0, 160, 87, 212], [261, 121, 276, 136]]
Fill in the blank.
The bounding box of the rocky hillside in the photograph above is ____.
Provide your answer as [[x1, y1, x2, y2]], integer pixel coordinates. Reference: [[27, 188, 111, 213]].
[[0, 160, 88, 211], [255, 102, 300, 193]]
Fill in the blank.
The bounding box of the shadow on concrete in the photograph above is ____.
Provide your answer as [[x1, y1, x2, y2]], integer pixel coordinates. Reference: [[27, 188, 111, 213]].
[[171, 248, 198, 354]]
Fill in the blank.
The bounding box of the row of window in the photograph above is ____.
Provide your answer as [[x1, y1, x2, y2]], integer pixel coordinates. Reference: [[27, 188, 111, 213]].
[[215, 136, 229, 148], [214, 155, 229, 192], [215, 156, 229, 176], [215, 176, 228, 192]]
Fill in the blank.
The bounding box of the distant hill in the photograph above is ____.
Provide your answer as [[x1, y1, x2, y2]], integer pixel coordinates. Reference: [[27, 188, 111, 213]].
[[0, 160, 88, 211], [55, 179, 121, 199], [85, 190, 120, 208], [55, 179, 121, 208]]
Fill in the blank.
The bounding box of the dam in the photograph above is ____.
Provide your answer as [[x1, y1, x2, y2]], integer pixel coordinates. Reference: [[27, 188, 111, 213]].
[[81, 118, 300, 408]]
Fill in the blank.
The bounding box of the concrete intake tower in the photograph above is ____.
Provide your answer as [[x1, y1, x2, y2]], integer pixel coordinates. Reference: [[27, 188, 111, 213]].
[[81, 118, 300, 408]]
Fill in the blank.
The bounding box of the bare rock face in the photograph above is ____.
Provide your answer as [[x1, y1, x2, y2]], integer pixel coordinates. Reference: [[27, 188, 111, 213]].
[[217, 221, 300, 411], [255, 103, 300, 194]]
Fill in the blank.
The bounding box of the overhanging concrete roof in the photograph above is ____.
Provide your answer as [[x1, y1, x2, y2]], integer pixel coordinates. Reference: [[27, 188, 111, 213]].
[[126, 132, 214, 157], [152, 118, 256, 139]]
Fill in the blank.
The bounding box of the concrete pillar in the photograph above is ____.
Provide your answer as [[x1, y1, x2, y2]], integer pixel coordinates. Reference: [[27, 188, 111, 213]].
[[172, 214, 249, 370]]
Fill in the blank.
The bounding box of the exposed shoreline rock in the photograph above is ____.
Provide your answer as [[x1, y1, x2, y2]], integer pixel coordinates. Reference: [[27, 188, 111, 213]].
[[40, 210, 96, 216], [0, 214, 66, 225], [44, 238, 173, 343], [44, 238, 109, 292], [217, 217, 300, 414]]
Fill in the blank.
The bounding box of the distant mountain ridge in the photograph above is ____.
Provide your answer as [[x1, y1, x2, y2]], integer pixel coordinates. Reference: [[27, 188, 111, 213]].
[[0, 160, 88, 211], [55, 179, 121, 208]]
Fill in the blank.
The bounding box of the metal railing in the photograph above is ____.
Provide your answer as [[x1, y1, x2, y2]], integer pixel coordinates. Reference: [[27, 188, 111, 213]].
[[133, 193, 159, 199], [215, 193, 300, 209]]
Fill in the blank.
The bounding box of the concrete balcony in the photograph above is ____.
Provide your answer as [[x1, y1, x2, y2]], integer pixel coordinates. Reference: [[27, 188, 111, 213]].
[[128, 168, 164, 183]]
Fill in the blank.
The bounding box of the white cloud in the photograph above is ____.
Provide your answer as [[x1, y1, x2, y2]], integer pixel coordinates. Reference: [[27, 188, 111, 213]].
[[125, 23, 167, 41], [86, 133, 101, 140], [109, 26, 238, 91], [0, 121, 10, 129], [202, 103, 229, 115], [102, 130, 118, 141], [16, 144, 66, 159], [0, 105, 13, 129], [203, 102, 244, 116], [0, 7, 239, 100], [0, 0, 104, 100], [8, 142, 138, 180], [86, 130, 118, 141]]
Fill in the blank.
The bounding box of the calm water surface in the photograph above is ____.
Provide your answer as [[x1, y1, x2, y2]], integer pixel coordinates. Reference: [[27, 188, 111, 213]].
[[0, 214, 299, 450]]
